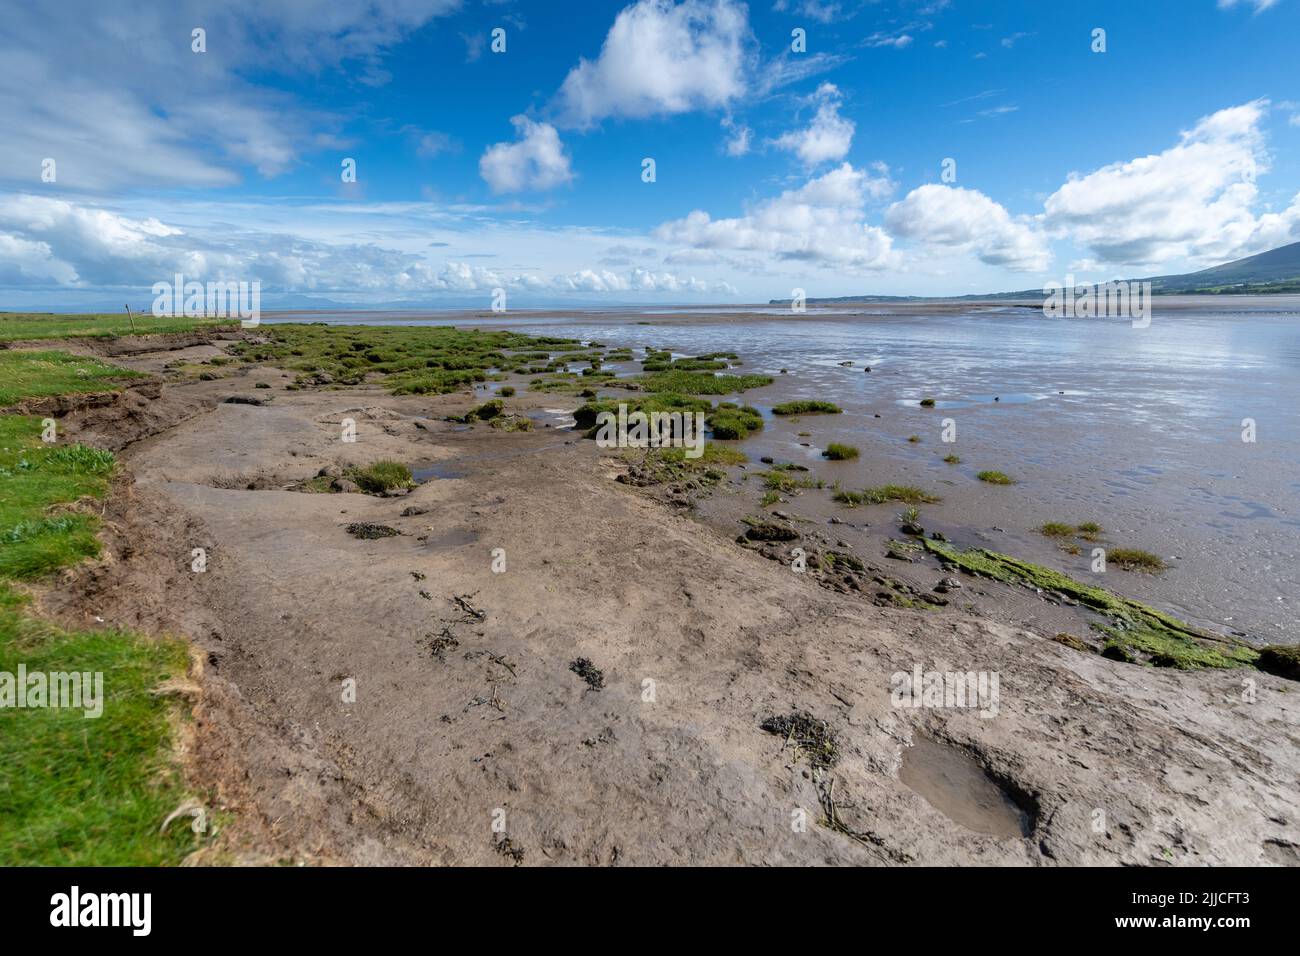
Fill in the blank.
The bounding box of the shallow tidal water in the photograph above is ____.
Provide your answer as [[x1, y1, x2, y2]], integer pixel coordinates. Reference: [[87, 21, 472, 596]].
[[269, 301, 1300, 640]]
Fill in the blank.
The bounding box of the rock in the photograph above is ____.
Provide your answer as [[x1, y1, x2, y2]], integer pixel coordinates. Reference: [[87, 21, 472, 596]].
[[744, 523, 799, 542], [330, 478, 361, 493], [1052, 633, 1093, 653], [1257, 645, 1300, 682], [934, 577, 962, 593], [317, 465, 341, 478], [900, 522, 925, 537], [760, 456, 775, 464], [400, 505, 430, 517], [223, 395, 270, 406]]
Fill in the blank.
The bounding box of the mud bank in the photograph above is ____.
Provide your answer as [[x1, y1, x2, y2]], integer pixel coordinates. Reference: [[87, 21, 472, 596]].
[[34, 337, 1300, 866]]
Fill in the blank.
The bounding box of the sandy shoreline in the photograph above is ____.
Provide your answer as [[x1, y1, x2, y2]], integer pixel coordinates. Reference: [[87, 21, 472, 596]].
[[18, 327, 1300, 865]]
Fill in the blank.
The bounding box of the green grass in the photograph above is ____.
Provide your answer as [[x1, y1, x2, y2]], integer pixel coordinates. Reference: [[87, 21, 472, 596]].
[[943, 453, 961, 464], [1038, 521, 1103, 543], [771, 400, 841, 415], [1107, 548, 1167, 573], [977, 470, 1016, 485], [620, 443, 745, 486], [0, 351, 143, 406], [637, 370, 773, 395], [498, 386, 516, 397], [833, 484, 940, 506], [919, 398, 936, 407], [0, 412, 199, 864], [706, 403, 764, 440], [0, 585, 199, 865], [661, 443, 747, 467], [574, 393, 712, 435], [0, 418, 116, 579], [822, 442, 859, 460], [921, 539, 1257, 670], [0, 312, 237, 343], [346, 460, 415, 494], [1038, 522, 1078, 538], [758, 470, 825, 493], [224, 324, 581, 393]]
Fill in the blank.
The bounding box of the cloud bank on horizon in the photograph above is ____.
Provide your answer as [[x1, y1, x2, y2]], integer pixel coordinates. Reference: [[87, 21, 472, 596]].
[[1, 0, 1299, 308]]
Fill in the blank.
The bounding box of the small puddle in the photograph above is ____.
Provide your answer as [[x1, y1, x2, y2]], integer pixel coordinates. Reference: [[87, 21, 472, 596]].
[[422, 529, 480, 550], [413, 462, 466, 481], [899, 735, 1031, 839]]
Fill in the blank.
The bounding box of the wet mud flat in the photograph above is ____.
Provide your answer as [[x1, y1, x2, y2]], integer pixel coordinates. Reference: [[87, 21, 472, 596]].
[[30, 329, 1300, 866]]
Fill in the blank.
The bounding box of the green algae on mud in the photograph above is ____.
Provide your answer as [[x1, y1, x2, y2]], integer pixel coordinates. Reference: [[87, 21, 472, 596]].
[[920, 539, 1259, 671]]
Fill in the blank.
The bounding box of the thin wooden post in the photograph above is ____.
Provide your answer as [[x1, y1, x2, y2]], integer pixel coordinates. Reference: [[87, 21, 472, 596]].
[[125, 304, 137, 333]]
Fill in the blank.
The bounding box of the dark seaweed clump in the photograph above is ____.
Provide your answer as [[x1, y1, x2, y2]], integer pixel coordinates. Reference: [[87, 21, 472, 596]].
[[346, 522, 400, 539], [760, 711, 840, 769], [569, 657, 605, 689]]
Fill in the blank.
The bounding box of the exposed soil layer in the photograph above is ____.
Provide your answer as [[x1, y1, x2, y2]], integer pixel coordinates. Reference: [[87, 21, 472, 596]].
[[31, 337, 1300, 866]]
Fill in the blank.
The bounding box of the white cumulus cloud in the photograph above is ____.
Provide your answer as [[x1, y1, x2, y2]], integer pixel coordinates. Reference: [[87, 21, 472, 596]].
[[555, 0, 751, 127], [1042, 99, 1300, 267], [884, 184, 1050, 272], [479, 117, 575, 194], [772, 83, 855, 166], [655, 162, 898, 269]]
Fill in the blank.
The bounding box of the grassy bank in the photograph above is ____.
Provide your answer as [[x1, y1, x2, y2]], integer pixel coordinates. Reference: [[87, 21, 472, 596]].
[[0, 350, 144, 406], [0, 369, 201, 864], [0, 586, 194, 865], [0, 311, 237, 342]]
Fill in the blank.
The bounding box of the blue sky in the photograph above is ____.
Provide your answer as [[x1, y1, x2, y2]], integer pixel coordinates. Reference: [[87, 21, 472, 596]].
[[2, 0, 1299, 308]]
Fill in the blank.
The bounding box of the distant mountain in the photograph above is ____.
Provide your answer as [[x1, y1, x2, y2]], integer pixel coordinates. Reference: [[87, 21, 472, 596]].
[[1141, 240, 1300, 294], [769, 240, 1300, 304]]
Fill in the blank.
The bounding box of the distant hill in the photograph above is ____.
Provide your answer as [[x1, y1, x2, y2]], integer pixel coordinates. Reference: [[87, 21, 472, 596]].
[[770, 240, 1300, 304], [1141, 240, 1300, 294]]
